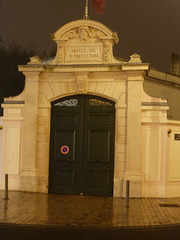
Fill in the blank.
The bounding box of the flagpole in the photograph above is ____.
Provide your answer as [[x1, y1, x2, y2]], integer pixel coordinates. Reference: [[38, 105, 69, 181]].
[[83, 0, 89, 19]]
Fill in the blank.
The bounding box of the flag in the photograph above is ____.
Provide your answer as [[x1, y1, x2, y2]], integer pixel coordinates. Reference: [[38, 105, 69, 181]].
[[92, 0, 106, 14]]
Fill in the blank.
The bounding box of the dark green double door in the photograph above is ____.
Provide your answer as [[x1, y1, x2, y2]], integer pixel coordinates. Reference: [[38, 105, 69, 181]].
[[49, 95, 115, 196]]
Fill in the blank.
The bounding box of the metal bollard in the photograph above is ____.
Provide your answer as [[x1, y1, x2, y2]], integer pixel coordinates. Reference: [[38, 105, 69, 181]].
[[4, 174, 9, 200], [125, 180, 130, 208]]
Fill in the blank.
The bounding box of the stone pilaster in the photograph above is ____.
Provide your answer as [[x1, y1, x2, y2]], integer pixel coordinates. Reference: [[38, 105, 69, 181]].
[[123, 72, 144, 197], [20, 72, 40, 192]]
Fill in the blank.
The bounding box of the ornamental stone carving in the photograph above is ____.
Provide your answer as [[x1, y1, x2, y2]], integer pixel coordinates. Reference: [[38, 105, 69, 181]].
[[53, 42, 65, 64], [76, 75, 88, 93], [57, 45, 64, 63], [63, 25, 106, 42], [104, 42, 111, 62]]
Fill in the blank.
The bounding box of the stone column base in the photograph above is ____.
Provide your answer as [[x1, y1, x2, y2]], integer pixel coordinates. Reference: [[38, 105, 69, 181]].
[[113, 179, 123, 197], [20, 176, 37, 192], [20, 169, 37, 192], [123, 172, 142, 198], [20, 175, 49, 193], [37, 176, 49, 193]]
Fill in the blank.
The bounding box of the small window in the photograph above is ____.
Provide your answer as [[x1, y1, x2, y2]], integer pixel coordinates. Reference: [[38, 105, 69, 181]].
[[89, 98, 113, 107], [55, 99, 78, 107]]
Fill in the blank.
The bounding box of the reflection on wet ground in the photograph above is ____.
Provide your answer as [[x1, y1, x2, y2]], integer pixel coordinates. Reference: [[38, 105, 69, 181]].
[[0, 191, 180, 227]]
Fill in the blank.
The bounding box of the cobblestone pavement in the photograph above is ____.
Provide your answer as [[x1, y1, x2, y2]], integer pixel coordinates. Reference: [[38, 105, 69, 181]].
[[0, 191, 180, 227]]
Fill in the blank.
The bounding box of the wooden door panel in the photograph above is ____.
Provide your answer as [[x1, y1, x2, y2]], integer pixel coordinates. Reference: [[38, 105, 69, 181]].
[[87, 169, 110, 187], [54, 113, 78, 125], [49, 95, 115, 196], [83, 96, 115, 196], [87, 129, 110, 162], [49, 96, 83, 195], [49, 127, 79, 194], [53, 168, 75, 186], [54, 129, 76, 161], [83, 127, 114, 196], [88, 113, 113, 125]]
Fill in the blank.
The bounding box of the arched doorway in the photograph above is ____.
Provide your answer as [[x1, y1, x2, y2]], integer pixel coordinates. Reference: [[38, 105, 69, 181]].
[[49, 95, 115, 196]]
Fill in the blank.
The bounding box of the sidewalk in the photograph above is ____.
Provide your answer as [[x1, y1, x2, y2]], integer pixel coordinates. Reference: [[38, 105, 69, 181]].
[[0, 191, 180, 239]]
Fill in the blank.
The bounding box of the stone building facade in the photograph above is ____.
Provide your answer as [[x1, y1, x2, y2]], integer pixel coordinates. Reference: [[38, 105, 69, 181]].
[[0, 19, 180, 198]]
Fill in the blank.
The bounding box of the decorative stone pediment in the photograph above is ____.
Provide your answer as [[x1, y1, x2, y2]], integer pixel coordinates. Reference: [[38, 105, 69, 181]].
[[51, 19, 119, 65]]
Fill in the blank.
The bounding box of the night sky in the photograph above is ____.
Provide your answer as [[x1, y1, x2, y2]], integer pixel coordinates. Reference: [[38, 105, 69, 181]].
[[0, 0, 180, 72]]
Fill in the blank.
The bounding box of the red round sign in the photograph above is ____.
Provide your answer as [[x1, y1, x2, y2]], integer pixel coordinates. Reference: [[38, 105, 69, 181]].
[[61, 146, 69, 154]]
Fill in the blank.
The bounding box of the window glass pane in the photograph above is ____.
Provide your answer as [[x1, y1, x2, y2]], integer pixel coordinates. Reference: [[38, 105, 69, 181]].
[[55, 99, 78, 107], [89, 98, 112, 107]]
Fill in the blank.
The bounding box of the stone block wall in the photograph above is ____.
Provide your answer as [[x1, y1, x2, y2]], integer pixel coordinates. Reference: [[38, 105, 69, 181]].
[[0, 93, 24, 191]]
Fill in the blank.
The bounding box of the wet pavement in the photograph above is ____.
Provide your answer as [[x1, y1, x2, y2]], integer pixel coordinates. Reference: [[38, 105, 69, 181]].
[[0, 191, 180, 239]]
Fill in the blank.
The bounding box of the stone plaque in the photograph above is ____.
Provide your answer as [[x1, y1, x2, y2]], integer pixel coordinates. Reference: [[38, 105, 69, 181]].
[[175, 134, 180, 141], [65, 44, 102, 63]]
